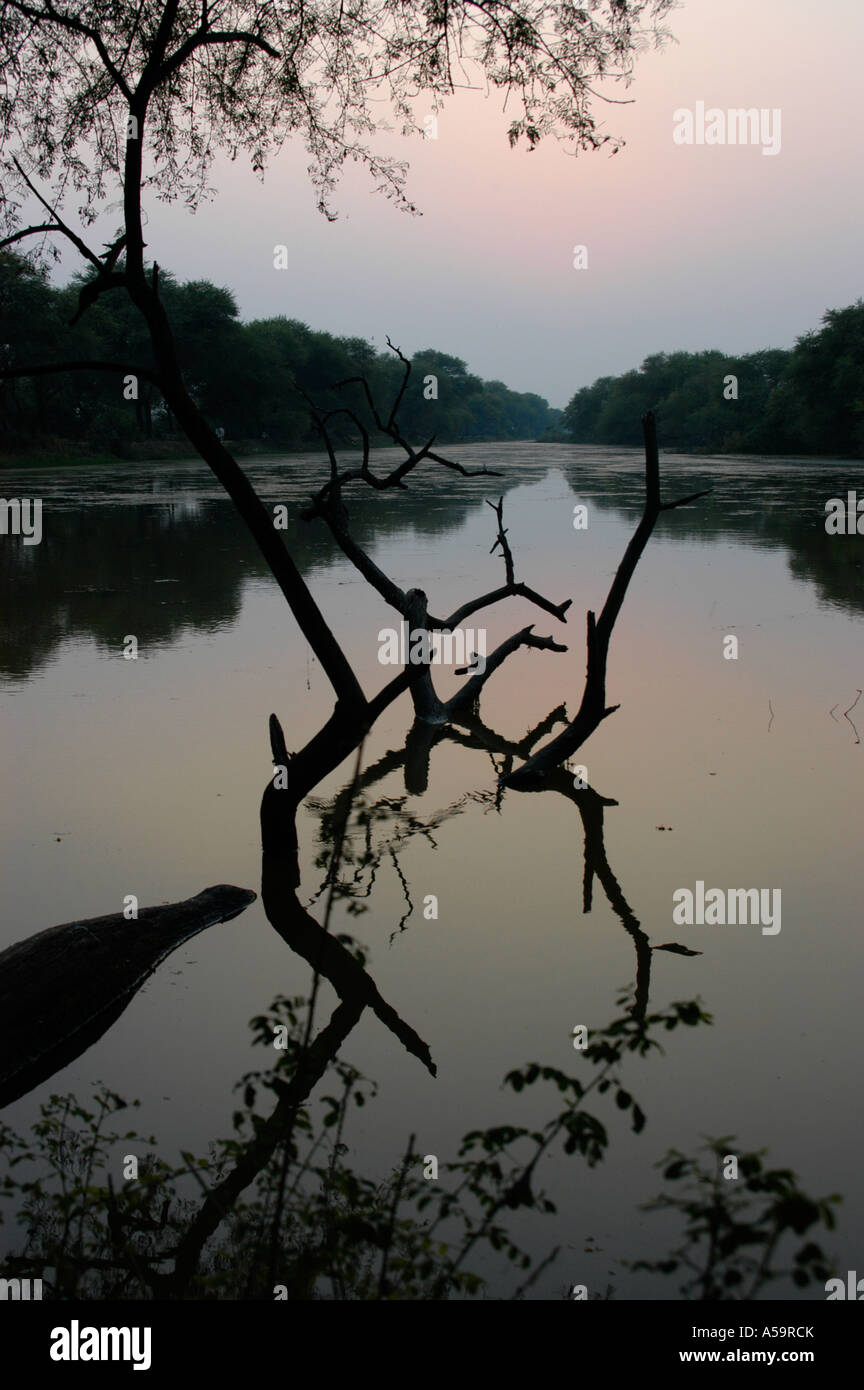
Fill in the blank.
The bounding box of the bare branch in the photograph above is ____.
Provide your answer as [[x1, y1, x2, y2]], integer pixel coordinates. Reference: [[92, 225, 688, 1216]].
[[384, 336, 412, 431], [327, 346, 504, 486], [442, 582, 572, 629], [421, 447, 503, 480], [0, 223, 63, 250], [440, 494, 571, 627], [306, 479, 412, 618], [298, 377, 573, 733], [504, 413, 710, 785], [661, 488, 713, 512], [159, 27, 282, 84], [445, 625, 567, 715], [487, 495, 515, 585], [170, 995, 365, 1291], [68, 272, 128, 326], [11, 158, 102, 270]]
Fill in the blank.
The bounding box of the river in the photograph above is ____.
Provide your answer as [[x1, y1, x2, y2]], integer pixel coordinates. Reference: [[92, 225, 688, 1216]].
[[1, 441, 862, 1299]]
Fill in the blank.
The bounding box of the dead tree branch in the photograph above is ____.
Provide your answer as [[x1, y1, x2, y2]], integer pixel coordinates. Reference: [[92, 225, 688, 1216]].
[[170, 994, 365, 1292], [444, 626, 567, 716], [10, 157, 105, 272], [260, 716, 437, 1075], [504, 413, 711, 786], [442, 495, 572, 628], [298, 368, 571, 727]]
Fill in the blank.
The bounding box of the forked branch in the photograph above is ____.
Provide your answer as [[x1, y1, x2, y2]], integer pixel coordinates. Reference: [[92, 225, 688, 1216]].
[[504, 413, 711, 786]]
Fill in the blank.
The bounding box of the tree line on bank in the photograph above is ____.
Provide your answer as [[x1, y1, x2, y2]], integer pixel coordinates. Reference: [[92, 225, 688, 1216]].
[[562, 301, 864, 458], [0, 251, 559, 455]]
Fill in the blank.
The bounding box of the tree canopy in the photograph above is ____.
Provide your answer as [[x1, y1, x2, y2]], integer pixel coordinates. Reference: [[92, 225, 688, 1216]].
[[561, 302, 864, 458], [0, 249, 559, 452], [0, 0, 674, 235], [0, 0, 676, 725]]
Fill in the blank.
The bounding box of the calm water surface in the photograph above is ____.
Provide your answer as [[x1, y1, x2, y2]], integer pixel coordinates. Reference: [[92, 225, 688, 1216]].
[[1, 442, 862, 1297]]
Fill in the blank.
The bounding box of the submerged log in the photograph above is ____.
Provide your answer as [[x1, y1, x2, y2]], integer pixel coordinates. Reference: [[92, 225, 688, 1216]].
[[0, 884, 256, 1109]]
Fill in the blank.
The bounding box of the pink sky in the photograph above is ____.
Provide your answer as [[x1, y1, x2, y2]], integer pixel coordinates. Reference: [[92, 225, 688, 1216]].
[[69, 0, 864, 405]]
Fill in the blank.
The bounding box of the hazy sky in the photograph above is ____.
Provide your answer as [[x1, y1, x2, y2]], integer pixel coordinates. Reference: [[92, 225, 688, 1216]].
[[61, 0, 864, 407]]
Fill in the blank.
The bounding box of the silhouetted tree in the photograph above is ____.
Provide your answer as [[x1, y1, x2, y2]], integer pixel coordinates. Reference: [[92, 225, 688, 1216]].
[[0, 0, 674, 754], [561, 303, 864, 457]]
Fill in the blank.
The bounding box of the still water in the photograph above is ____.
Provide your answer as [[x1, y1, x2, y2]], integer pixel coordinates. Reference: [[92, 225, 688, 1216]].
[[1, 442, 862, 1298]]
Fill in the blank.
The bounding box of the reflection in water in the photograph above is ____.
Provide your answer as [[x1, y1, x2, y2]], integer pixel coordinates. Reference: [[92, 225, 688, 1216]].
[[0, 453, 514, 682], [261, 722, 437, 1076], [0, 1000, 729, 1299], [0, 708, 713, 1297], [307, 705, 702, 1024], [3, 445, 863, 685], [0, 696, 845, 1299], [0, 502, 247, 682], [0, 709, 839, 1298], [830, 690, 862, 744], [0, 443, 859, 1298], [566, 450, 864, 618]]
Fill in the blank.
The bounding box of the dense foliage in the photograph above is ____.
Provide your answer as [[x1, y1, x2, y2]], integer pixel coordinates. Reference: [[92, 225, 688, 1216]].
[[0, 251, 558, 454], [562, 302, 864, 458]]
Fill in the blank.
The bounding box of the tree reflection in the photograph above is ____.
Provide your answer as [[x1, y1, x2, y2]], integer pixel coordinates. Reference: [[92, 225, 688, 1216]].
[[2, 706, 838, 1301]]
